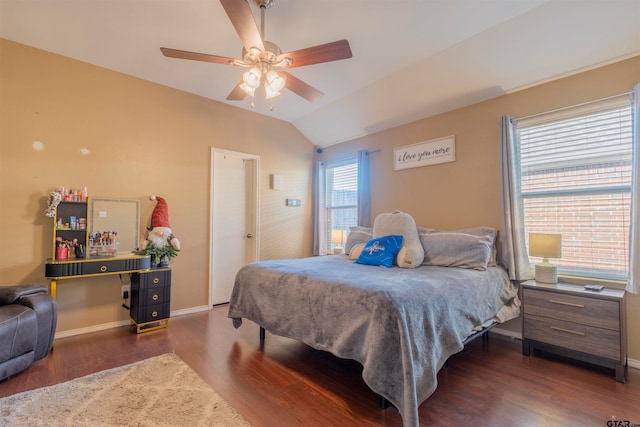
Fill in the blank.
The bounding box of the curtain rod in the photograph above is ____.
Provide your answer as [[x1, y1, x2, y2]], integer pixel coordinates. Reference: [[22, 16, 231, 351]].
[[321, 149, 381, 166], [516, 90, 633, 122]]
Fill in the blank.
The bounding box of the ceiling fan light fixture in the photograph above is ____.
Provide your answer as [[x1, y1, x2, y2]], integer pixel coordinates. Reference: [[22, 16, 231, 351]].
[[161, 0, 352, 108], [242, 67, 262, 88], [266, 70, 286, 91], [264, 85, 281, 99], [240, 82, 256, 97]]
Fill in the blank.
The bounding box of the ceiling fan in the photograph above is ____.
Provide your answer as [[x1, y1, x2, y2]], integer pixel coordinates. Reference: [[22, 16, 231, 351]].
[[160, 0, 353, 108]]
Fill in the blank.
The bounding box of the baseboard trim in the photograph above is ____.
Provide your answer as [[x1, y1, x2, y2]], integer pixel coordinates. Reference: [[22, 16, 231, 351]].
[[54, 320, 131, 339], [54, 305, 212, 339], [170, 305, 210, 317], [628, 358, 640, 370]]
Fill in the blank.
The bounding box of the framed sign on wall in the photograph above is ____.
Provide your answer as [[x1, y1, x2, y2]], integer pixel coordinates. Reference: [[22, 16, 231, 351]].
[[394, 135, 455, 171]]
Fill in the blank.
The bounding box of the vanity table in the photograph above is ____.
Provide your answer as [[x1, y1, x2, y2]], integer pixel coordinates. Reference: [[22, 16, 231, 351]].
[[45, 197, 148, 297], [44, 197, 171, 333], [45, 253, 151, 298]]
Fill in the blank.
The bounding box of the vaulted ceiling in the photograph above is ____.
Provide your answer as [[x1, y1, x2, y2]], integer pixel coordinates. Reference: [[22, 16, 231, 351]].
[[1, 0, 639, 147]]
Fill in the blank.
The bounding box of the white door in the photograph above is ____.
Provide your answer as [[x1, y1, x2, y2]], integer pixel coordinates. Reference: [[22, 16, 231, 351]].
[[210, 148, 259, 305]]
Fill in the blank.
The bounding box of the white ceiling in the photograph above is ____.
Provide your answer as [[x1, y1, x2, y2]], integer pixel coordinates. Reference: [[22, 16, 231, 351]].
[[1, 0, 639, 147]]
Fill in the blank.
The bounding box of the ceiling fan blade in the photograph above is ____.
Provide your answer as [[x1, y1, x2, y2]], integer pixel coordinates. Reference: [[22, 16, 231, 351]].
[[279, 39, 352, 69], [161, 47, 235, 65], [226, 81, 248, 101], [280, 72, 323, 102], [219, 0, 264, 53]]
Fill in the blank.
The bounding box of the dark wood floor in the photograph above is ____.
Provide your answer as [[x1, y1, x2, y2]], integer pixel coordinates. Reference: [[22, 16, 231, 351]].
[[2, 306, 639, 426]]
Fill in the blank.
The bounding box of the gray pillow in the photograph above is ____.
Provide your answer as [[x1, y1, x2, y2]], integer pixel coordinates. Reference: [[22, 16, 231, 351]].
[[345, 226, 372, 255], [418, 226, 498, 266], [419, 232, 493, 270], [450, 226, 498, 266]]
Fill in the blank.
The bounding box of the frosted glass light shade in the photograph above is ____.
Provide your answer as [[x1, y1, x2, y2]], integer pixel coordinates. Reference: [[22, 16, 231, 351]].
[[264, 85, 281, 99], [239, 82, 256, 96], [242, 68, 261, 89], [266, 70, 286, 91]]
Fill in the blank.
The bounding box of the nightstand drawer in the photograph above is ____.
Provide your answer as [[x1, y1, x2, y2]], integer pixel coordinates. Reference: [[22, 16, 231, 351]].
[[524, 314, 620, 360], [523, 288, 619, 330]]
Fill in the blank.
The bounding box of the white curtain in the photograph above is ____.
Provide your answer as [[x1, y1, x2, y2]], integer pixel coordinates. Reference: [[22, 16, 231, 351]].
[[312, 161, 327, 256], [499, 115, 534, 281], [627, 83, 640, 294], [357, 150, 371, 227]]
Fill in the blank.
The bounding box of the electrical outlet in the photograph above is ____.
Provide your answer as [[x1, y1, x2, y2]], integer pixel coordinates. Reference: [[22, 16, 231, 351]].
[[121, 284, 130, 299]]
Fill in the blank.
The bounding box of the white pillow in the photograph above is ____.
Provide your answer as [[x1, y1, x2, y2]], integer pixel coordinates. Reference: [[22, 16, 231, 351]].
[[372, 211, 424, 268]]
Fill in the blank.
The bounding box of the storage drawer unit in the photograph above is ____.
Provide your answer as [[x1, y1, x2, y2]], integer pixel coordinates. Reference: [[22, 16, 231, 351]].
[[522, 281, 626, 382], [130, 268, 171, 333]]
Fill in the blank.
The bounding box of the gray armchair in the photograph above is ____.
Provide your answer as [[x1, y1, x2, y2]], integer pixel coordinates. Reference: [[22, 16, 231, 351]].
[[0, 284, 57, 381]]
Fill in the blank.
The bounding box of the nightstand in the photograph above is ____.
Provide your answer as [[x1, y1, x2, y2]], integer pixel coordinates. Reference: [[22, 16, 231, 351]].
[[130, 268, 171, 333], [521, 280, 627, 382]]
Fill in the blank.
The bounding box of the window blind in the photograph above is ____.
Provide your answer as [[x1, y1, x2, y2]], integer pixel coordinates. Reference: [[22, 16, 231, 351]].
[[517, 97, 633, 278], [325, 159, 358, 250]]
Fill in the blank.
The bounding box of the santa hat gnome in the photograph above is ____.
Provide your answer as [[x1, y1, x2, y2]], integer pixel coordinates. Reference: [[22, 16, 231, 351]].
[[149, 195, 180, 250], [150, 195, 171, 229]]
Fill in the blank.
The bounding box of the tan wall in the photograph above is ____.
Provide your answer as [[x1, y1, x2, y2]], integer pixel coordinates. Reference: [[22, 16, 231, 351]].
[[0, 39, 314, 332], [322, 55, 640, 362], [2, 37, 639, 363]]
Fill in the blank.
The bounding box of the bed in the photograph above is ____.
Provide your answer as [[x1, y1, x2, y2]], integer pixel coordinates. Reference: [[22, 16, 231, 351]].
[[228, 253, 520, 427]]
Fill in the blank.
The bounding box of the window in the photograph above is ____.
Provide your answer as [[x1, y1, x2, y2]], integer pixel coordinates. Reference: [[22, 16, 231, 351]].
[[517, 97, 633, 279], [325, 158, 358, 251]]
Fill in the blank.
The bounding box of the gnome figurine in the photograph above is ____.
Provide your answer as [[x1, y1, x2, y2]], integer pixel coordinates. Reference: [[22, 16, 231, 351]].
[[141, 195, 181, 253]]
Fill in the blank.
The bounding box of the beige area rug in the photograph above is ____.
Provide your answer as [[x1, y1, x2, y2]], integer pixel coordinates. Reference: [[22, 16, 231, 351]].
[[0, 353, 251, 426]]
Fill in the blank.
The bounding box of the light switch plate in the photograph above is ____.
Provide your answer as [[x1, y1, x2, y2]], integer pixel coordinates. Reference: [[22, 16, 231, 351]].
[[271, 174, 283, 190]]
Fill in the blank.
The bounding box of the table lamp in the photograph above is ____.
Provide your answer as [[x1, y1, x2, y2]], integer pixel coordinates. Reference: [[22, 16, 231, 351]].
[[529, 233, 562, 283], [331, 229, 346, 254]]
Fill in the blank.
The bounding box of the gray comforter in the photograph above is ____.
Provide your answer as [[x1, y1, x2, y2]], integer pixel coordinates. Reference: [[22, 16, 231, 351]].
[[228, 255, 519, 427]]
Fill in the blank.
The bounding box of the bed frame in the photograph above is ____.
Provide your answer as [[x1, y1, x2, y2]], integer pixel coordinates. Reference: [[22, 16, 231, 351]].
[[257, 322, 496, 410]]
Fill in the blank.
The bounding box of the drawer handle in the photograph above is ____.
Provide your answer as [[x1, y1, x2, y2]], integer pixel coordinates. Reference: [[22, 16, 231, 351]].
[[151, 311, 158, 318], [549, 299, 585, 308], [100, 265, 108, 272], [153, 278, 160, 284], [152, 294, 159, 301], [551, 326, 585, 336]]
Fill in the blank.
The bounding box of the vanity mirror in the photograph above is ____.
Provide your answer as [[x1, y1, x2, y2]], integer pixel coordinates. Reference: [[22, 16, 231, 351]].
[[46, 196, 150, 298], [89, 198, 140, 254]]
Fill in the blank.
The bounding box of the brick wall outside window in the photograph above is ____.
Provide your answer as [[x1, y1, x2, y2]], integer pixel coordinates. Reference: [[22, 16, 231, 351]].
[[518, 100, 632, 278]]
